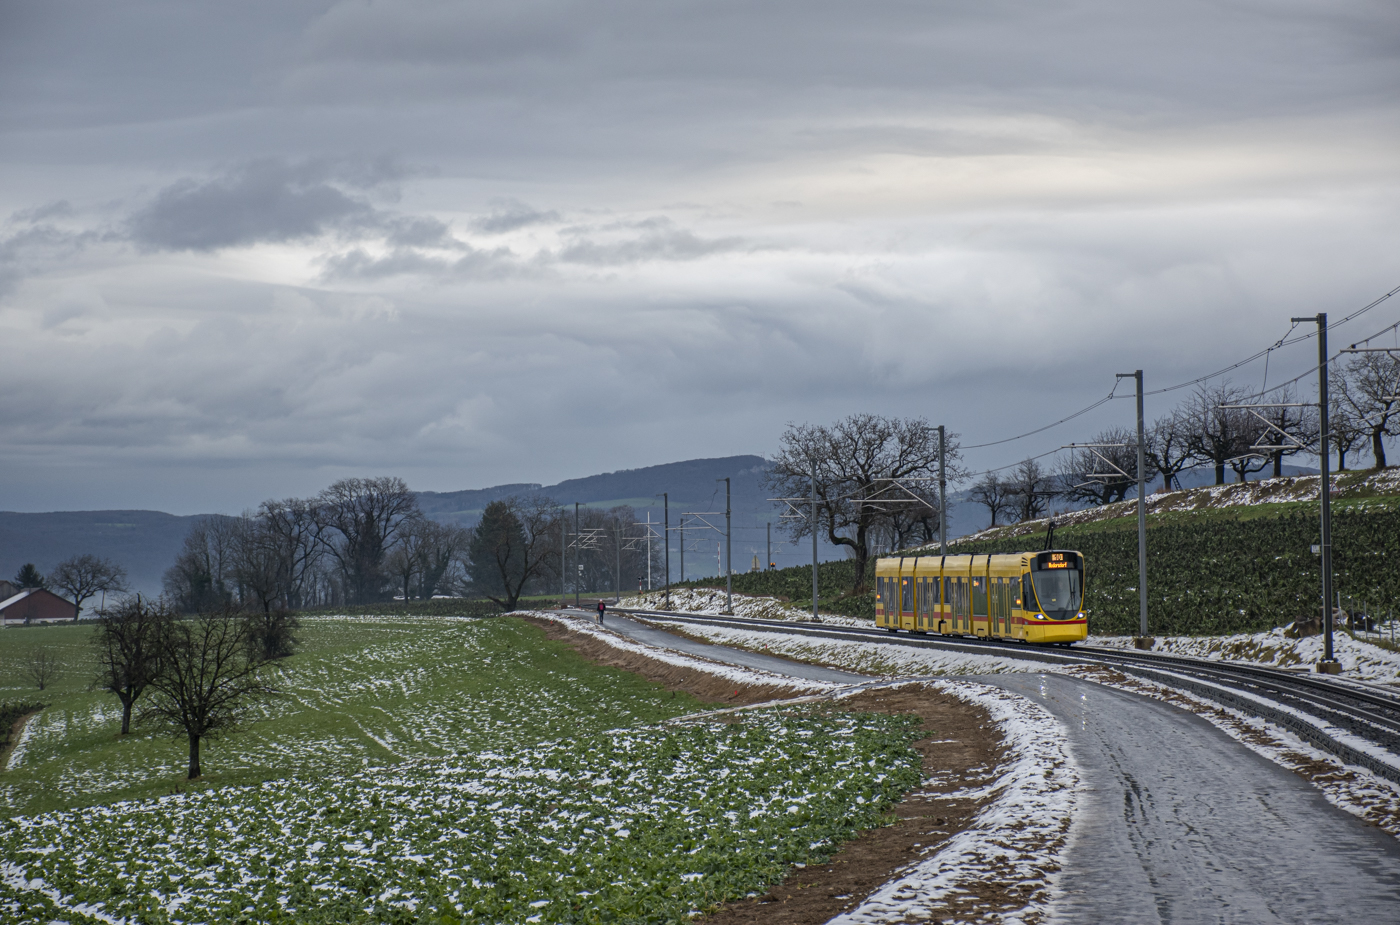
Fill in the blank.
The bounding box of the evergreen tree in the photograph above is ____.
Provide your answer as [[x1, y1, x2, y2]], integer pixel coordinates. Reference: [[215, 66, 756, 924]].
[[13, 563, 47, 590]]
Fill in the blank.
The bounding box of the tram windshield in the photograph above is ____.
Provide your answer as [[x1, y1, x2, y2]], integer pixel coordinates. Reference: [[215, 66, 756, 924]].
[[1031, 568, 1082, 616]]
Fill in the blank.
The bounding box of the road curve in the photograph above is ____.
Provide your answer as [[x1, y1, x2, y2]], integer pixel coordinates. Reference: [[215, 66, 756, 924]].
[[976, 672, 1400, 924], [567, 611, 1400, 922]]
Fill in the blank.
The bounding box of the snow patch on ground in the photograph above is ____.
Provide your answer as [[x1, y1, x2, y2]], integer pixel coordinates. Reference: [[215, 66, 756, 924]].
[[620, 588, 873, 627], [1088, 628, 1400, 683], [518, 610, 845, 693], [827, 680, 1078, 925], [655, 621, 1059, 678]]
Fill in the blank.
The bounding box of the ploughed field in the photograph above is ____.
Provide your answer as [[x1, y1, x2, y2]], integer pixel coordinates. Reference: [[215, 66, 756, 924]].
[[0, 616, 923, 924]]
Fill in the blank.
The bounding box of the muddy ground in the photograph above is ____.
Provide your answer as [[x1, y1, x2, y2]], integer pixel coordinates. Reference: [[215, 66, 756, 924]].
[[518, 614, 1023, 924]]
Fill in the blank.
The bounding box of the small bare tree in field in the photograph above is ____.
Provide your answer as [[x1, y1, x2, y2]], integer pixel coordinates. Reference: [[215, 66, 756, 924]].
[[28, 649, 61, 690], [93, 597, 171, 735], [146, 609, 275, 779]]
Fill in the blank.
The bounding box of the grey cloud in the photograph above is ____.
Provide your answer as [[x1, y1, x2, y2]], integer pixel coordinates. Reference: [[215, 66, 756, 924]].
[[472, 199, 560, 234], [320, 245, 515, 281], [554, 218, 746, 265], [127, 160, 373, 251]]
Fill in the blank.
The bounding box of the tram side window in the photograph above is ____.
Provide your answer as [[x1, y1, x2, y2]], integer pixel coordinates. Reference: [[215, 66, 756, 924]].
[[972, 576, 988, 617], [1022, 574, 1037, 612], [901, 577, 915, 613]]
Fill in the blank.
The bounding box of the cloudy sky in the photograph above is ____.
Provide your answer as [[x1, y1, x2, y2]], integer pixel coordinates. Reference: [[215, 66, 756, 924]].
[[2, 0, 1398, 514]]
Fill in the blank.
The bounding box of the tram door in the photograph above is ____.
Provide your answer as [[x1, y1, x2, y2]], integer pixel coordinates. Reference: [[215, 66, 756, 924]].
[[900, 576, 916, 631], [971, 575, 988, 635]]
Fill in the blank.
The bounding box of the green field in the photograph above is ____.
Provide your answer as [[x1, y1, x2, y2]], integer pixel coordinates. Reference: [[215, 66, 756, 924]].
[[0, 615, 923, 924]]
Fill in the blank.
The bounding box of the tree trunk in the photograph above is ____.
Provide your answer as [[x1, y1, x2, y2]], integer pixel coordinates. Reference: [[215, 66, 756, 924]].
[[1374, 430, 1388, 469], [1214, 462, 1226, 485], [1273, 453, 1283, 478], [188, 734, 201, 779], [120, 695, 133, 735], [1338, 445, 1348, 471]]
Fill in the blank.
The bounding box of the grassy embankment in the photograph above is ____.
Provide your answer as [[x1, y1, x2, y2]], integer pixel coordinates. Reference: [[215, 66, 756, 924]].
[[0, 614, 923, 924], [680, 474, 1400, 636]]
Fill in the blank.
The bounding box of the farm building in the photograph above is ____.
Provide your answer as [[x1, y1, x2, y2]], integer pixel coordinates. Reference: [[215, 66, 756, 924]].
[[0, 588, 77, 625]]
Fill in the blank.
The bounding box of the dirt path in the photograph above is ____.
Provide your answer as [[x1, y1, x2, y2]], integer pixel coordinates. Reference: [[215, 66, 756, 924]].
[[518, 614, 1021, 924], [1, 710, 42, 770]]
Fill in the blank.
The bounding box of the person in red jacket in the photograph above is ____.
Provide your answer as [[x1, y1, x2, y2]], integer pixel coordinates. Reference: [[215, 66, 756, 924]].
[[596, 599, 607, 625]]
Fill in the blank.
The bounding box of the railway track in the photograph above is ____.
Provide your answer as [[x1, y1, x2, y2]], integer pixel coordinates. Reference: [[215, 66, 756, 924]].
[[615, 607, 1400, 785]]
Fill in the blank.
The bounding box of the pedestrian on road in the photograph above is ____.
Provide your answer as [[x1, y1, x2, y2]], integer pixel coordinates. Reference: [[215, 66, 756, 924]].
[[596, 599, 606, 625]]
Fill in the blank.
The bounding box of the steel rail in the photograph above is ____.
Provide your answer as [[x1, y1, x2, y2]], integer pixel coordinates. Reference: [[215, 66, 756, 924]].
[[614, 607, 1400, 783]]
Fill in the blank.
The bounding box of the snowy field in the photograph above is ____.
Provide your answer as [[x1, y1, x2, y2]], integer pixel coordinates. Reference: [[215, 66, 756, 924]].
[[623, 588, 872, 627], [1, 615, 932, 924]]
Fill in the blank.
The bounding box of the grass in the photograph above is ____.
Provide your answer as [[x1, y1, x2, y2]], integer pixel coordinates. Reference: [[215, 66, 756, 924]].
[[0, 616, 925, 924]]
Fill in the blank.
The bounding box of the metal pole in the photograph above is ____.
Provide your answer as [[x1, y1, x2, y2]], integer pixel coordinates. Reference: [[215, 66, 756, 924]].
[[574, 502, 581, 608], [767, 522, 771, 569], [1295, 313, 1335, 668], [560, 509, 566, 607], [679, 516, 685, 582], [723, 477, 732, 613], [811, 460, 819, 620], [615, 522, 621, 605], [937, 425, 947, 554], [1135, 370, 1148, 637], [663, 493, 670, 610], [645, 513, 653, 591]]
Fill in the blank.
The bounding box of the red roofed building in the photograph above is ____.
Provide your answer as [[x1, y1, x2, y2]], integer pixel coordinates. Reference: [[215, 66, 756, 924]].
[[0, 589, 78, 625]]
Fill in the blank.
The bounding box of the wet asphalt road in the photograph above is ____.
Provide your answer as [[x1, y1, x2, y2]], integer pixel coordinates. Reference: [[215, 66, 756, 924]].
[[977, 672, 1400, 924], [570, 612, 1400, 923]]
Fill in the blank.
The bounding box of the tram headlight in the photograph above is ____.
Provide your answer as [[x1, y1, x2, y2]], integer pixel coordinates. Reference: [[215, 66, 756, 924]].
[[1033, 613, 1046, 621]]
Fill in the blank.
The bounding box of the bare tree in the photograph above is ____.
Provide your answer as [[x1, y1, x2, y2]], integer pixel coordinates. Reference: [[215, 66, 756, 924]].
[[163, 517, 240, 613], [969, 472, 1013, 528], [766, 415, 962, 594], [246, 608, 300, 661], [27, 649, 61, 690], [49, 554, 128, 621], [1008, 457, 1057, 522], [146, 608, 275, 779], [385, 518, 426, 602], [1146, 413, 1196, 492], [1183, 383, 1257, 485], [93, 596, 171, 734], [1336, 352, 1400, 468], [1057, 428, 1139, 507], [1252, 386, 1318, 478], [415, 520, 469, 599], [316, 477, 421, 604], [1327, 370, 1369, 471], [462, 496, 563, 609], [257, 497, 324, 609]]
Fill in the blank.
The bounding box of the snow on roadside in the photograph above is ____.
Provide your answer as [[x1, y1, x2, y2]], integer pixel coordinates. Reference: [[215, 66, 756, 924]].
[[651, 620, 1059, 678], [516, 610, 845, 693], [4, 713, 37, 771], [826, 680, 1078, 925], [1088, 628, 1400, 683], [620, 588, 874, 627]]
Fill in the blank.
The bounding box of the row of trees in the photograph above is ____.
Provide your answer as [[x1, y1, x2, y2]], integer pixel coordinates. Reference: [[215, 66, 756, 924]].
[[965, 355, 1400, 529], [163, 477, 663, 612], [93, 598, 296, 778]]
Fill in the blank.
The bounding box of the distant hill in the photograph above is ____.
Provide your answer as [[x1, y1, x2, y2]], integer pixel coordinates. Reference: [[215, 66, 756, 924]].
[[0, 510, 207, 599], [417, 456, 772, 526]]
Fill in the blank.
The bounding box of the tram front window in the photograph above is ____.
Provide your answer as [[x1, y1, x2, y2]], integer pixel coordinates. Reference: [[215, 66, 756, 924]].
[[1031, 569, 1082, 618]]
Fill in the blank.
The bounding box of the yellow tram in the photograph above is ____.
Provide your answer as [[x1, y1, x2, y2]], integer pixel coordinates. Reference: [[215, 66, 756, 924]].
[[873, 550, 1087, 645]]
